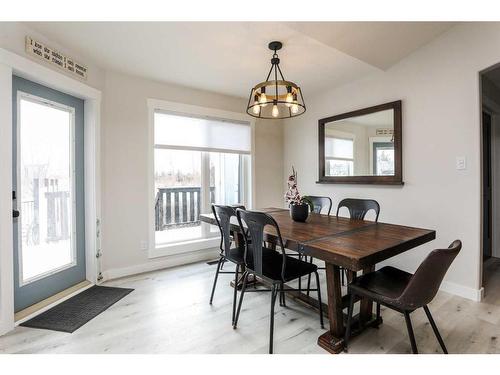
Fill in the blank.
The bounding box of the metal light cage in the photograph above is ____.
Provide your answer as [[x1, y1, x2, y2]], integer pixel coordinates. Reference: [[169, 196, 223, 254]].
[[246, 41, 306, 120]]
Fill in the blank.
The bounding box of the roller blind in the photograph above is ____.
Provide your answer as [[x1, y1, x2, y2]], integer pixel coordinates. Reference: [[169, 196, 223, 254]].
[[154, 111, 251, 153], [325, 137, 353, 159]]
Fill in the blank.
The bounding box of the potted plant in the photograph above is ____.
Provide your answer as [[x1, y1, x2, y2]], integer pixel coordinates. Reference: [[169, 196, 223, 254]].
[[284, 167, 313, 222]]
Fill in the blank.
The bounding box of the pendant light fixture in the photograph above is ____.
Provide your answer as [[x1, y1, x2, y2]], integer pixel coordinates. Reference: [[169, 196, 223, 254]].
[[246, 41, 306, 119]]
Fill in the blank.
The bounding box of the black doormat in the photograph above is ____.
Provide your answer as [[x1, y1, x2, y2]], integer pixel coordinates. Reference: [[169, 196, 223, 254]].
[[20, 285, 134, 333]]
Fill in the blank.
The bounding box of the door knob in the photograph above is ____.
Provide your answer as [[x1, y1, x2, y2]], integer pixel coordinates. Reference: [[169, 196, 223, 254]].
[[13, 209, 19, 218]]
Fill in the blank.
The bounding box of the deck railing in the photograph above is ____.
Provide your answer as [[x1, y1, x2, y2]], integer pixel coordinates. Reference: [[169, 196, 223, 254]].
[[155, 186, 215, 231]]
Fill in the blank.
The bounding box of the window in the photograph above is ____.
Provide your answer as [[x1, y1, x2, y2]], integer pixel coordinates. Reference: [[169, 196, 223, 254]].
[[325, 136, 354, 176], [153, 109, 251, 250]]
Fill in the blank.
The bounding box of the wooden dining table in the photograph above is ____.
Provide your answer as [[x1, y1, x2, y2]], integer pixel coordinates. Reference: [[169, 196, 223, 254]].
[[200, 207, 436, 354]]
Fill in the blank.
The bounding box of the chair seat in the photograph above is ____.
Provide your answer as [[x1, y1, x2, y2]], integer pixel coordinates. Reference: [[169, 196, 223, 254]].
[[224, 247, 247, 264], [348, 266, 412, 306], [248, 249, 318, 283]]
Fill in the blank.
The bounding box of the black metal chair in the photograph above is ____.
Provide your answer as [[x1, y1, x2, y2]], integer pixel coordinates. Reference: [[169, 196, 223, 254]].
[[345, 240, 462, 354], [209, 204, 250, 326], [303, 195, 332, 215], [335, 198, 381, 285], [233, 209, 324, 354], [336, 198, 380, 221], [302, 196, 332, 295]]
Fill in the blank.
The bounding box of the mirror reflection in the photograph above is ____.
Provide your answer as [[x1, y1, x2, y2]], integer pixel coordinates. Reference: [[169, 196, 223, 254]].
[[324, 109, 395, 176]]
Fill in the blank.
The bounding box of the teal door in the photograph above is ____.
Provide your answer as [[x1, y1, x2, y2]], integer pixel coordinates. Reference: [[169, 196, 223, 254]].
[[12, 76, 86, 312]]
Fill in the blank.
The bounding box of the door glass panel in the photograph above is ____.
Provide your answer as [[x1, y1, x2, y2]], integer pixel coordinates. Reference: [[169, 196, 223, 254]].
[[154, 149, 203, 245], [19, 97, 75, 284], [373, 142, 395, 175]]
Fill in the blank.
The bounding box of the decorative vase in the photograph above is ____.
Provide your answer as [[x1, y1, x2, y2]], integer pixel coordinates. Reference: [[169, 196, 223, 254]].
[[290, 203, 309, 222]]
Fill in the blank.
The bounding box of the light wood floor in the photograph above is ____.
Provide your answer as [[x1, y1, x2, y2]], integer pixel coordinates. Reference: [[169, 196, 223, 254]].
[[1, 257, 500, 354]]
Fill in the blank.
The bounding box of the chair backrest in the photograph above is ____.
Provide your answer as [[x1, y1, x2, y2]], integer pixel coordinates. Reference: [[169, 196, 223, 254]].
[[303, 195, 332, 215], [236, 209, 287, 281], [397, 240, 462, 310], [212, 205, 241, 257], [336, 198, 380, 222]]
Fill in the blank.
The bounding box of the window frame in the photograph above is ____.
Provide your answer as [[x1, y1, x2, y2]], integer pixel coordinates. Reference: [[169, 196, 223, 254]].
[[147, 99, 255, 258]]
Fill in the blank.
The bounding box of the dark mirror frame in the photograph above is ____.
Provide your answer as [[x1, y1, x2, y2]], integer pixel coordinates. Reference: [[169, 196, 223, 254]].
[[318, 100, 403, 185]]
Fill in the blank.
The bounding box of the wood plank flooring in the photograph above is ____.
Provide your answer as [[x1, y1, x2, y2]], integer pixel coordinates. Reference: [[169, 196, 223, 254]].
[[1, 257, 500, 354]]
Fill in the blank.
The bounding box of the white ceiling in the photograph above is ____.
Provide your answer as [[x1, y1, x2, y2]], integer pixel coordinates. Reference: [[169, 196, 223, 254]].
[[339, 109, 394, 127], [25, 22, 456, 98]]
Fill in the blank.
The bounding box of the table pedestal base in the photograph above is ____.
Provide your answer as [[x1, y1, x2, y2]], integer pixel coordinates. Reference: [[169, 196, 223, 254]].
[[317, 313, 383, 353]]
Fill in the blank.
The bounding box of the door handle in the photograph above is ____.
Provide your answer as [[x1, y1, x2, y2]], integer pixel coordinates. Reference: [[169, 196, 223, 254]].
[[13, 209, 19, 218]]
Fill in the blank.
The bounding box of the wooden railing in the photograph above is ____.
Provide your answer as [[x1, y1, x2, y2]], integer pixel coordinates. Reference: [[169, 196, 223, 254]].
[[45, 190, 70, 242], [21, 178, 70, 244], [155, 187, 215, 231]]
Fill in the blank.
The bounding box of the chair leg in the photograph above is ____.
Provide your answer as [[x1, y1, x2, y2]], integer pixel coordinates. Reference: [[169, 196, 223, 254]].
[[306, 257, 313, 296], [279, 282, 286, 307], [423, 305, 448, 354], [344, 293, 355, 351], [269, 284, 278, 354], [209, 257, 223, 304], [233, 271, 248, 329], [314, 271, 324, 329], [376, 303, 381, 321], [231, 264, 240, 325], [298, 254, 302, 291], [404, 311, 418, 354]]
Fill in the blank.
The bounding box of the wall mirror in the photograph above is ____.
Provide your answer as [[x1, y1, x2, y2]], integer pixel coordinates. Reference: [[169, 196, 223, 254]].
[[318, 100, 403, 185]]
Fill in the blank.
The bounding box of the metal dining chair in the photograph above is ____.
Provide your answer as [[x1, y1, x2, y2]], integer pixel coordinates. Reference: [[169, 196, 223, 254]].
[[345, 240, 462, 354], [336, 198, 380, 221], [209, 204, 249, 326], [302, 196, 332, 295], [335, 198, 381, 285], [233, 209, 324, 354], [303, 195, 332, 215]]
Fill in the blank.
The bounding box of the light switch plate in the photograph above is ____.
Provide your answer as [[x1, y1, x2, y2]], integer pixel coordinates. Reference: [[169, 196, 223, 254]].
[[456, 156, 466, 170], [140, 240, 148, 251]]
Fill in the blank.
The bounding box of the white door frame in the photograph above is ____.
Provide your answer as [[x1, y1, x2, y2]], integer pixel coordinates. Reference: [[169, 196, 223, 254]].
[[0, 48, 102, 335]]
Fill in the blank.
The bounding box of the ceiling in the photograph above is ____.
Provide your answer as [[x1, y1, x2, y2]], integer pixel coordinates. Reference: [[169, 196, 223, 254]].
[[25, 22, 456, 98], [339, 109, 394, 127]]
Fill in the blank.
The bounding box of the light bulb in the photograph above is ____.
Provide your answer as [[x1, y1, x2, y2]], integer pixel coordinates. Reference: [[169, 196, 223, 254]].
[[285, 93, 293, 107], [258, 92, 267, 107], [252, 103, 260, 115], [291, 103, 299, 114], [272, 104, 279, 118]]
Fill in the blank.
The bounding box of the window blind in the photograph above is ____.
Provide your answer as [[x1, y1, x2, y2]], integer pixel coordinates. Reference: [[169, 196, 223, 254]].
[[154, 111, 251, 153], [325, 137, 354, 159]]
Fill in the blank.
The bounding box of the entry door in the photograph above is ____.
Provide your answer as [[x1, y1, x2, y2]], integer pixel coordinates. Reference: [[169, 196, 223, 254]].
[[12, 76, 86, 312]]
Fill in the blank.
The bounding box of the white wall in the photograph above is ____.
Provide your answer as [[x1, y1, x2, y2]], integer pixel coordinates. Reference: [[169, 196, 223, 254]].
[[283, 23, 500, 300], [101, 71, 284, 277]]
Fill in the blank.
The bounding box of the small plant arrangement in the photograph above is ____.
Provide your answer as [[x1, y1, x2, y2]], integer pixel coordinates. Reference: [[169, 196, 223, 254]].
[[285, 167, 313, 221]]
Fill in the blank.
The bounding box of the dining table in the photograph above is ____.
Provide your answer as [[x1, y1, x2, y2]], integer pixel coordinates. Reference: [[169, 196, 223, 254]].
[[200, 207, 436, 354]]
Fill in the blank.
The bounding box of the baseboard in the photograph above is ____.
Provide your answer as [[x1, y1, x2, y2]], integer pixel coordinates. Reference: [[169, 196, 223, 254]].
[[101, 247, 219, 281], [440, 281, 484, 302]]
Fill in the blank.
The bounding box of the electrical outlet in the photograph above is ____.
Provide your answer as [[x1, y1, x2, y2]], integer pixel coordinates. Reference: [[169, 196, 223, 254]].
[[140, 240, 148, 251]]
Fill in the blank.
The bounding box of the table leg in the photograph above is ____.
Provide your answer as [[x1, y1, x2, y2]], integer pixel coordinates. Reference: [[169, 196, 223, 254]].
[[317, 262, 345, 353], [359, 265, 375, 325]]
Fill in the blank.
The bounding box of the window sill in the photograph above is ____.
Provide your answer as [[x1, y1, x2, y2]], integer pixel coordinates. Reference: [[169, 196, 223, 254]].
[[148, 237, 220, 259]]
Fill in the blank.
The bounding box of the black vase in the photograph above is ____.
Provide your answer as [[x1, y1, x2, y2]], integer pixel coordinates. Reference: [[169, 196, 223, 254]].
[[290, 203, 309, 222]]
